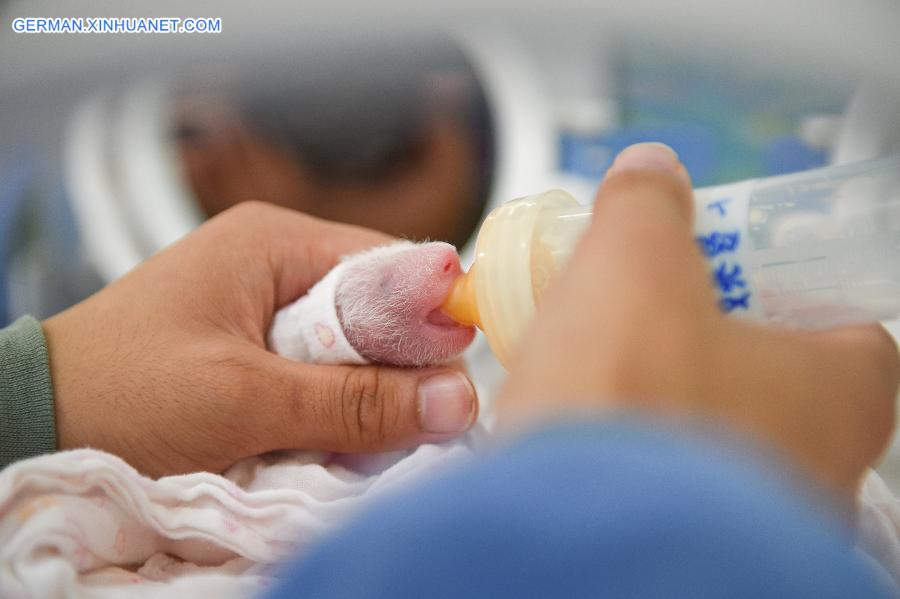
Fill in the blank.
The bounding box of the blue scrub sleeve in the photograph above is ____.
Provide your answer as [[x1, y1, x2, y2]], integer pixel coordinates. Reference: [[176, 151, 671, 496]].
[[266, 419, 892, 599]]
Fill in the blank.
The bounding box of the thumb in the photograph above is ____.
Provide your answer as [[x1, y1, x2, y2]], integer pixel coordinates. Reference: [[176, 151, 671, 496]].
[[599, 142, 694, 223], [500, 143, 716, 410], [256, 355, 479, 453], [576, 142, 715, 320]]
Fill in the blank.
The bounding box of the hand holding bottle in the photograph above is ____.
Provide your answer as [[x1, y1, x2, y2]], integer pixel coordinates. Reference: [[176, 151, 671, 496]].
[[498, 143, 900, 502]]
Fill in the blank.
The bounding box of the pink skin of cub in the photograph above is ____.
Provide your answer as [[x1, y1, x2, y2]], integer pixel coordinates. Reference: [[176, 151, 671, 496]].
[[335, 241, 476, 366]]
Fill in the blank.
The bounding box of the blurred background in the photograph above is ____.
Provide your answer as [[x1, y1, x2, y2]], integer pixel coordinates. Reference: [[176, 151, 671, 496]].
[[1, 0, 899, 469]]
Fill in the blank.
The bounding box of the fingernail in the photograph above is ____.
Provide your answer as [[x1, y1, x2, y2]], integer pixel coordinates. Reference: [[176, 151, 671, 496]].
[[418, 372, 476, 434], [608, 142, 681, 175]]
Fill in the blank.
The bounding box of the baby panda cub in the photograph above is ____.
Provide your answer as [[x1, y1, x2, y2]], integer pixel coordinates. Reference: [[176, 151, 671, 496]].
[[269, 241, 476, 367]]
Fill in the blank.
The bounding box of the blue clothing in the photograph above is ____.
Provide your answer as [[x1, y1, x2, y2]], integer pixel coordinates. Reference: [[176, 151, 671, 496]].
[[267, 420, 891, 598]]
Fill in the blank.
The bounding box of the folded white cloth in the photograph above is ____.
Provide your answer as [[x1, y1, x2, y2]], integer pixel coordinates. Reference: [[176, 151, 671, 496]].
[[858, 469, 900, 587], [0, 441, 480, 598]]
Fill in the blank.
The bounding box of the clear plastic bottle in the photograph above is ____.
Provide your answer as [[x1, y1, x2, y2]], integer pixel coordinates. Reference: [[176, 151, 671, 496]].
[[442, 156, 900, 366]]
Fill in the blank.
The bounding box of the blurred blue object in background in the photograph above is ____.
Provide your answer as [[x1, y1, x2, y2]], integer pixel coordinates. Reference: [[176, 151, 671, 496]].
[[560, 123, 719, 186], [557, 44, 849, 189], [0, 158, 32, 328], [765, 136, 829, 176]]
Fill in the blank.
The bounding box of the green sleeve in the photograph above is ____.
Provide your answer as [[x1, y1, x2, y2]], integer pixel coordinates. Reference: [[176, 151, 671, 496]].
[[0, 316, 56, 469]]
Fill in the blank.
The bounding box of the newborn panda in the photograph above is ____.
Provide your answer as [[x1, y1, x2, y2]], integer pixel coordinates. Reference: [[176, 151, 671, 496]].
[[269, 241, 476, 366]]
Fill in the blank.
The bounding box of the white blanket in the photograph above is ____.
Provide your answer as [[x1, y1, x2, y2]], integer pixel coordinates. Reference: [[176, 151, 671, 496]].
[[0, 440, 481, 598]]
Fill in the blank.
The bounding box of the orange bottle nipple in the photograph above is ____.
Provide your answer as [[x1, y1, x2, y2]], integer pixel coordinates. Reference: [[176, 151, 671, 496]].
[[440, 268, 481, 329]]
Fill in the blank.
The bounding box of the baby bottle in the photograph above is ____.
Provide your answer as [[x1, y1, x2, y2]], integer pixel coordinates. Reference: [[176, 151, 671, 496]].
[[441, 156, 900, 366]]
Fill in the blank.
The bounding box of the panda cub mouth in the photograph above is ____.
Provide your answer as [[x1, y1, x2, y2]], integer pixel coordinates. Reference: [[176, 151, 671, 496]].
[[425, 307, 465, 329]]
